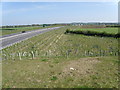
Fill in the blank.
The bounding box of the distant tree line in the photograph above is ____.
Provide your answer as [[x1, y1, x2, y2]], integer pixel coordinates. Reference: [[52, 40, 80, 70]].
[[2, 24, 41, 28], [1, 23, 67, 28], [1, 24, 53, 28], [65, 29, 120, 38]]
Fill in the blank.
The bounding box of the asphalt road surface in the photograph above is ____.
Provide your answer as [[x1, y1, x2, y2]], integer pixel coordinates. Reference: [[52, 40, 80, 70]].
[[0, 26, 63, 50]]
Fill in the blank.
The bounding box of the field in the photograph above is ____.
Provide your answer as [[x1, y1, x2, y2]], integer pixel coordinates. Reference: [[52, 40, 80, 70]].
[[1, 26, 119, 88], [74, 27, 118, 34], [0, 25, 60, 36]]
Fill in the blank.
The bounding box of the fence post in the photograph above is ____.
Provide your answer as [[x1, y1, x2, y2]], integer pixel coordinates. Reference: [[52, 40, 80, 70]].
[[18, 52, 22, 60]]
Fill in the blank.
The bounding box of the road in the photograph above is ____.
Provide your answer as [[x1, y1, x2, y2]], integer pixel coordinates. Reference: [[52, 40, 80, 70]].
[[0, 26, 63, 50]]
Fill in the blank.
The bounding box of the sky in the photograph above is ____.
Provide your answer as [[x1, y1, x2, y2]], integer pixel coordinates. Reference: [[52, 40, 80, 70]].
[[1, 2, 118, 26], [1, 0, 119, 2]]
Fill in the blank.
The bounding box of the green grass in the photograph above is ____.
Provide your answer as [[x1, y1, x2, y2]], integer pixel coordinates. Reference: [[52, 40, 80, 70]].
[[2, 56, 119, 88], [0, 25, 60, 36], [1, 26, 119, 88], [76, 28, 118, 34]]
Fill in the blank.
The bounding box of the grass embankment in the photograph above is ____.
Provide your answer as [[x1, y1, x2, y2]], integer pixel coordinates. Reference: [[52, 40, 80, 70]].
[[0, 25, 60, 36], [65, 28, 119, 38], [2, 26, 119, 88]]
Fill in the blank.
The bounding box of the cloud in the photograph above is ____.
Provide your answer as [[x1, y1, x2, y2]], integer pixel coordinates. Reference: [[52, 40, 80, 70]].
[[3, 4, 56, 14], [3, 8, 33, 14], [35, 4, 56, 9]]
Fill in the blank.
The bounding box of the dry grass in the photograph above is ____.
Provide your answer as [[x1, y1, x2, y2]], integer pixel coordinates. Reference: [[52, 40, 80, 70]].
[[2, 56, 119, 88]]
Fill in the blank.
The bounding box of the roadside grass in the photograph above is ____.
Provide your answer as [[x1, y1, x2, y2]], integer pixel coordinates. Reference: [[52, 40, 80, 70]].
[[1, 26, 119, 88], [0, 25, 60, 36]]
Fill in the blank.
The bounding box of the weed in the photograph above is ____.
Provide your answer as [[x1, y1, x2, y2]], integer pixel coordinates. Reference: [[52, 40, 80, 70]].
[[50, 76, 57, 81], [41, 59, 48, 62]]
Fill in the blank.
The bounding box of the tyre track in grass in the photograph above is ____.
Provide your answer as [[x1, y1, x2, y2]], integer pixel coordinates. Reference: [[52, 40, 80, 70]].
[[20, 30, 57, 52], [37, 33, 58, 51], [2, 34, 58, 60], [19, 29, 58, 51], [19, 30, 60, 57], [45, 27, 69, 56], [47, 34, 64, 56], [45, 34, 63, 56], [19, 32, 56, 59], [48, 27, 67, 55], [1, 26, 63, 50], [54, 34, 70, 57], [2, 28, 61, 54], [1, 28, 64, 60], [2, 32, 50, 54], [2, 27, 66, 60], [43, 30, 64, 54]]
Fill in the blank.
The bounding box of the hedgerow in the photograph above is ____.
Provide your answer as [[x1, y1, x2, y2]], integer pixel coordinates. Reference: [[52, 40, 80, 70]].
[[65, 29, 120, 38]]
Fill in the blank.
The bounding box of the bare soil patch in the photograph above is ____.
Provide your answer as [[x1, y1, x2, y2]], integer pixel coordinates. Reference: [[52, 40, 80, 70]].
[[59, 57, 100, 79]]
